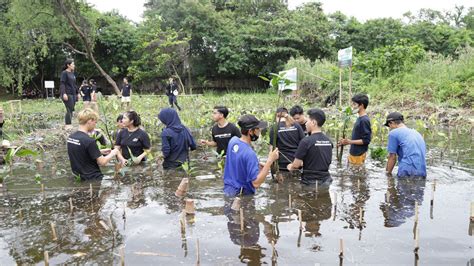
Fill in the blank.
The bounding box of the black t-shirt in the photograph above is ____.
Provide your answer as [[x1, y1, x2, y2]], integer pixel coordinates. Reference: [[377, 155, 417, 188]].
[[299, 121, 307, 135], [122, 84, 132, 97], [349, 115, 372, 156], [166, 83, 178, 96], [294, 132, 333, 184], [211, 122, 241, 155], [269, 121, 305, 167], [81, 85, 92, 101], [115, 128, 151, 159], [67, 131, 103, 180], [60, 71, 77, 95]]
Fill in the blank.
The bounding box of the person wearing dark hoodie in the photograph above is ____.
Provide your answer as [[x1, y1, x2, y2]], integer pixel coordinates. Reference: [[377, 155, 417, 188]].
[[158, 108, 197, 169]]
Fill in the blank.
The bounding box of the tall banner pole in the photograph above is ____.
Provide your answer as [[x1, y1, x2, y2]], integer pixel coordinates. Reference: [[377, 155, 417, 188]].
[[349, 65, 353, 105], [339, 68, 342, 108]]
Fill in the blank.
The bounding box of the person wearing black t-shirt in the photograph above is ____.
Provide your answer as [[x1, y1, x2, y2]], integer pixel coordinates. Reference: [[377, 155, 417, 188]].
[[269, 107, 305, 174], [338, 94, 372, 165], [79, 80, 92, 109], [200, 106, 241, 156], [165, 77, 181, 111], [290, 105, 308, 135], [115, 111, 151, 165], [67, 108, 120, 181], [59, 59, 79, 130], [287, 108, 333, 186], [89, 79, 99, 113], [121, 77, 132, 110]]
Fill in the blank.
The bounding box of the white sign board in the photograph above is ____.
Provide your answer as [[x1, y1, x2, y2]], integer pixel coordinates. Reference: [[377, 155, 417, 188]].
[[278, 67, 297, 91], [338, 46, 353, 68], [44, 81, 55, 88]]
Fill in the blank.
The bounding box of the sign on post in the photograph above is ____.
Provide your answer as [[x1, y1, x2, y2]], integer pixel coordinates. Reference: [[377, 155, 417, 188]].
[[45, 80, 54, 98], [338, 47, 353, 68], [278, 67, 297, 91]]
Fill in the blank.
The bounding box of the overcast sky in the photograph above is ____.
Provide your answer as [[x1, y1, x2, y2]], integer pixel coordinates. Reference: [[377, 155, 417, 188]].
[[87, 0, 473, 23]]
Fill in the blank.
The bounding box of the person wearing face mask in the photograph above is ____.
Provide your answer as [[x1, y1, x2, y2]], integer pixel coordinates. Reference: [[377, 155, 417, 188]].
[[338, 94, 372, 165], [223, 114, 279, 196], [287, 109, 333, 186]]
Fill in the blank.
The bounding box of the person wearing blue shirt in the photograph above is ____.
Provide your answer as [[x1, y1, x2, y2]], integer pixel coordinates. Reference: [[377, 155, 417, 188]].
[[338, 94, 372, 165], [223, 114, 279, 196], [385, 112, 427, 177], [158, 108, 196, 169]]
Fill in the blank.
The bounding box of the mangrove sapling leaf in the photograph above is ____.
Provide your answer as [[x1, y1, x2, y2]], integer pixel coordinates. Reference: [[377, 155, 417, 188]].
[[127, 147, 139, 165], [34, 173, 42, 184], [370, 146, 388, 162], [180, 161, 195, 178], [337, 106, 355, 163], [74, 174, 81, 183]]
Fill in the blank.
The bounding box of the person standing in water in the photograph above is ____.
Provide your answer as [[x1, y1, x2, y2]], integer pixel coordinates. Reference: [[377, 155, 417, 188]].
[[200, 106, 241, 156], [59, 59, 79, 130], [115, 111, 151, 165]]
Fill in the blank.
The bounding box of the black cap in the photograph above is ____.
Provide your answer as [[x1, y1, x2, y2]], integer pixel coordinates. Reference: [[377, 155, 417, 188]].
[[238, 114, 268, 130], [384, 112, 404, 127]]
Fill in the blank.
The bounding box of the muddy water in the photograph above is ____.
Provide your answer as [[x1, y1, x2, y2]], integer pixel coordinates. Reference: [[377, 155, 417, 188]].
[[0, 131, 472, 265]]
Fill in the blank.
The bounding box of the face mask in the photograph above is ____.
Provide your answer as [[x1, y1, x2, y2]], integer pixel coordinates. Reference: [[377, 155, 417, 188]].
[[352, 105, 360, 114], [250, 132, 259, 141]]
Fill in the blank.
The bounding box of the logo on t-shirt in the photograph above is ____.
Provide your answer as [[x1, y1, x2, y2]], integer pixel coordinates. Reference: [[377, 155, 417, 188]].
[[232, 144, 239, 153], [133, 138, 138, 142], [314, 140, 332, 146], [214, 133, 232, 139]]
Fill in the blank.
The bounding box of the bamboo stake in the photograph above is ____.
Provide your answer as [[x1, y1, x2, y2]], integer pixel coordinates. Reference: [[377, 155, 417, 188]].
[[240, 208, 244, 232], [89, 183, 93, 199], [333, 192, 337, 220], [44, 251, 49, 266], [50, 222, 57, 241], [413, 202, 419, 239], [41, 184, 45, 197], [271, 241, 277, 262], [69, 197, 74, 212], [357, 178, 360, 190], [339, 238, 344, 257], [339, 69, 342, 107], [315, 181, 318, 192], [19, 209, 23, 221], [359, 207, 363, 229], [196, 238, 200, 266], [288, 194, 292, 209], [99, 220, 110, 231], [414, 228, 419, 253], [120, 246, 125, 266], [470, 202, 474, 222], [433, 179, 437, 192], [430, 184, 434, 206], [298, 209, 303, 230], [385, 191, 390, 203]]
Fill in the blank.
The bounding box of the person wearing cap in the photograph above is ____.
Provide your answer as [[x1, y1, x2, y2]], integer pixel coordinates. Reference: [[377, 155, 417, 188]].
[[158, 108, 196, 169], [338, 94, 372, 165], [223, 114, 279, 196], [289, 105, 308, 134], [269, 107, 305, 179], [287, 108, 333, 185], [200, 106, 241, 156], [67, 108, 121, 181], [384, 112, 426, 177]]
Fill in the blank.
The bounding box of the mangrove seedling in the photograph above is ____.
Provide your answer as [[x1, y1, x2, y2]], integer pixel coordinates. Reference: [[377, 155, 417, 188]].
[[337, 106, 355, 163], [370, 146, 388, 162]]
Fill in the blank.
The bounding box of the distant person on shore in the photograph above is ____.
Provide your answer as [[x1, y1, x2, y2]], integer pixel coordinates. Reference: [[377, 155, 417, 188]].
[[89, 79, 99, 113], [66, 108, 120, 181], [290, 105, 308, 135], [166, 77, 182, 111], [0, 106, 4, 139], [287, 109, 333, 186], [59, 59, 79, 130], [338, 94, 372, 165], [200, 106, 241, 156], [158, 108, 196, 169], [121, 77, 132, 111], [384, 112, 426, 177], [223, 114, 279, 196], [115, 111, 151, 165], [79, 80, 92, 109]]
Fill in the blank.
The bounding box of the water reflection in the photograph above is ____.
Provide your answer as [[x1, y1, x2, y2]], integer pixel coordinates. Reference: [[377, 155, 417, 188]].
[[380, 177, 426, 227]]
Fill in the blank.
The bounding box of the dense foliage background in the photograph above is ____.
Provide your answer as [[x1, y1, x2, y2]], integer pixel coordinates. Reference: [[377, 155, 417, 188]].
[[0, 0, 472, 107]]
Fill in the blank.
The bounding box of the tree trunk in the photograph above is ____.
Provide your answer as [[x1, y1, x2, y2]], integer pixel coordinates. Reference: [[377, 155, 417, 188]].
[[171, 64, 185, 95], [56, 0, 120, 95]]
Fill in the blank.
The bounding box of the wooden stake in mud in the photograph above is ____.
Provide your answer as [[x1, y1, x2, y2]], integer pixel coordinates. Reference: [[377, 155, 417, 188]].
[[430, 183, 435, 206], [19, 209, 23, 221], [433, 179, 437, 192], [315, 182, 318, 192], [298, 209, 303, 230], [385, 191, 390, 203], [50, 222, 57, 241], [196, 238, 200, 266], [359, 207, 363, 229], [69, 197, 74, 212], [357, 178, 360, 191], [414, 228, 419, 254], [333, 192, 337, 221], [240, 207, 244, 232], [470, 202, 474, 222], [231, 197, 241, 211], [339, 238, 344, 257], [41, 184, 45, 197], [44, 251, 49, 266], [413, 202, 419, 239], [288, 194, 292, 209], [271, 241, 277, 262], [120, 246, 125, 266], [89, 183, 93, 200]]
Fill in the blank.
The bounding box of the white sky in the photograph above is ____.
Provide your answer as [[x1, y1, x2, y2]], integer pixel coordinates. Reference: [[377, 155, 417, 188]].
[[87, 0, 473, 23]]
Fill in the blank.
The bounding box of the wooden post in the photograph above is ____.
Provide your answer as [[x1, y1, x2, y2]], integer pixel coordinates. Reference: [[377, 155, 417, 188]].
[[433, 179, 437, 192], [357, 179, 360, 190], [271, 241, 277, 262], [470, 202, 474, 222], [69, 197, 74, 212], [414, 228, 419, 253], [315, 182, 318, 192], [333, 192, 337, 221], [339, 69, 342, 107], [430, 183, 435, 206], [89, 183, 93, 200], [50, 222, 57, 241], [413, 202, 419, 239], [120, 246, 125, 266], [44, 251, 49, 266], [385, 191, 390, 203], [359, 207, 363, 229], [19, 209, 23, 221], [41, 184, 45, 197], [240, 207, 244, 232]]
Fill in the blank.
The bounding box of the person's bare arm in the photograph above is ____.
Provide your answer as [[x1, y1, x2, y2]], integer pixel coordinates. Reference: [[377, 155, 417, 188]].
[[96, 148, 119, 166], [386, 153, 397, 175], [287, 158, 303, 171]]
